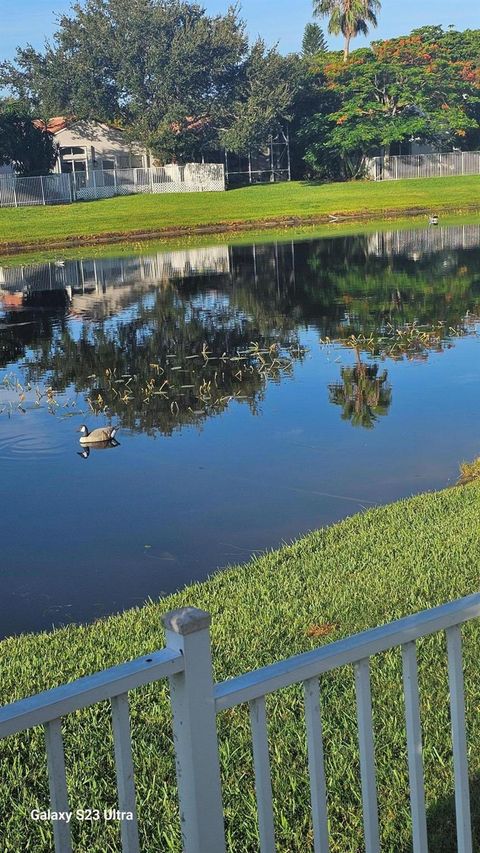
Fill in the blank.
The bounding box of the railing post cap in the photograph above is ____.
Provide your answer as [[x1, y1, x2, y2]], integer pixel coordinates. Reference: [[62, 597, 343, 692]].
[[162, 606, 211, 635]]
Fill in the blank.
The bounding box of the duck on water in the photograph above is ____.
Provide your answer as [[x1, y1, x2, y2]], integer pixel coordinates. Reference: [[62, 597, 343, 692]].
[[77, 424, 119, 445]]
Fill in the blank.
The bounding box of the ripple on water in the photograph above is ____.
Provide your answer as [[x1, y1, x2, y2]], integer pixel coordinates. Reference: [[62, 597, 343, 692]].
[[0, 432, 65, 461]]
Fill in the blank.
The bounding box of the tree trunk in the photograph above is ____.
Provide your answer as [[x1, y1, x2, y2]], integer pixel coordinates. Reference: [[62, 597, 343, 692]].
[[343, 33, 351, 61]]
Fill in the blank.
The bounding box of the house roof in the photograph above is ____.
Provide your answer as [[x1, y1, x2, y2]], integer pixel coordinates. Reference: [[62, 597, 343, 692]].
[[171, 115, 211, 134], [33, 117, 132, 139], [33, 116, 73, 134], [34, 115, 209, 137]]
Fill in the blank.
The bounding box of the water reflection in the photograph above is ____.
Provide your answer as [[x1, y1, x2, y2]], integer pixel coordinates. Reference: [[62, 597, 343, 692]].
[[1, 246, 304, 434], [329, 363, 392, 429], [2, 227, 480, 434], [1, 225, 480, 635], [78, 438, 120, 459]]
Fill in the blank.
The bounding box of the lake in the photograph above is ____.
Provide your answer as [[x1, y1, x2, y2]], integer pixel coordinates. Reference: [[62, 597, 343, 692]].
[[1, 222, 480, 637]]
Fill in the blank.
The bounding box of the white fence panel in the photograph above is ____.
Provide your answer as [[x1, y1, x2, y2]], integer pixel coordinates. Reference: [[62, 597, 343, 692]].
[[369, 150, 480, 181], [0, 174, 17, 207], [0, 163, 225, 208], [0, 173, 72, 208], [75, 164, 225, 200]]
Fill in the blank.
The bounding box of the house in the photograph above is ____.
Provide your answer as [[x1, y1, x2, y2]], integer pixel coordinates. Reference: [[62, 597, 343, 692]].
[[1, 114, 281, 188], [34, 117, 150, 176]]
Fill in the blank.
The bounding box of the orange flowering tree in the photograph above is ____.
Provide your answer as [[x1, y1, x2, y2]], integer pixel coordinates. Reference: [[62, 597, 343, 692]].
[[300, 26, 480, 178]]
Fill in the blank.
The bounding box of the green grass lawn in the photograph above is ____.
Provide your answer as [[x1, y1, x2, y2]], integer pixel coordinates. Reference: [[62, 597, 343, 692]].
[[2, 209, 480, 267], [2, 210, 480, 272], [1, 483, 480, 851], [1, 175, 480, 252]]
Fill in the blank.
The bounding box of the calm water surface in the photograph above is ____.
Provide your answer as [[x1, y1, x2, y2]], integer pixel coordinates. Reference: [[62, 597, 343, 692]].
[[1, 224, 480, 637]]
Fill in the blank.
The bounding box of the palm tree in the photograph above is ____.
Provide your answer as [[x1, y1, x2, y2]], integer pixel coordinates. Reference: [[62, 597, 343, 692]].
[[313, 0, 381, 61]]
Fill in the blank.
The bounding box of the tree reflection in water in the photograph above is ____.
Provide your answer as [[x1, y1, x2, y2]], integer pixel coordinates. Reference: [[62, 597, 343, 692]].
[[328, 363, 392, 429], [1, 225, 480, 433]]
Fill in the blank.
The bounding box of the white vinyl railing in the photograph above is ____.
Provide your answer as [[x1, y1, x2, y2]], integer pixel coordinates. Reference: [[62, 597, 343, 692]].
[[0, 172, 73, 208], [368, 150, 480, 181], [72, 163, 225, 201], [1, 594, 479, 852], [0, 163, 225, 208]]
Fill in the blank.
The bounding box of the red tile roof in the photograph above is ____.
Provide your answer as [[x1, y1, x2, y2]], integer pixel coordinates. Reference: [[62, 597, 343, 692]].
[[171, 115, 211, 134], [33, 116, 74, 134]]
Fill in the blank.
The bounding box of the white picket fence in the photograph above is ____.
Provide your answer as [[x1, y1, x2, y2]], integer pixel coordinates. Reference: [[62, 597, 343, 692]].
[[368, 150, 480, 181], [0, 594, 478, 852], [0, 163, 225, 208]]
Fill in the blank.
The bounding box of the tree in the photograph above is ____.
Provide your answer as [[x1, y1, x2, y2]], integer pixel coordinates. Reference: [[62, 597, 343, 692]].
[[301, 29, 480, 178], [220, 42, 300, 155], [302, 23, 328, 56], [313, 0, 380, 61], [0, 100, 57, 175], [0, 0, 298, 163], [410, 26, 480, 150]]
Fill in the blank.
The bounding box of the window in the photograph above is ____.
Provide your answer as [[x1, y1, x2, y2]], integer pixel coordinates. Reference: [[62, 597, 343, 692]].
[[60, 160, 86, 175], [60, 146, 88, 176], [102, 159, 116, 171], [116, 153, 144, 169], [60, 146, 85, 157]]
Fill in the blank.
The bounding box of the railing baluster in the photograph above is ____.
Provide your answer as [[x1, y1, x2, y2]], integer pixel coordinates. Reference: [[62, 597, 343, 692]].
[[249, 696, 275, 852], [304, 677, 329, 853], [354, 659, 380, 853], [401, 641, 428, 853], [446, 625, 473, 853], [44, 718, 73, 853], [111, 693, 140, 853]]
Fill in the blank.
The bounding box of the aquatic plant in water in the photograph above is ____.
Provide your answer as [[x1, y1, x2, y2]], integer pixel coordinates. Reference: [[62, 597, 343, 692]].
[[0, 341, 308, 436]]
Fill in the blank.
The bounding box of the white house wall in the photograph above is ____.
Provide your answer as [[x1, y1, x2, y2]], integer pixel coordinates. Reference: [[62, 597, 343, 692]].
[[53, 121, 149, 173]]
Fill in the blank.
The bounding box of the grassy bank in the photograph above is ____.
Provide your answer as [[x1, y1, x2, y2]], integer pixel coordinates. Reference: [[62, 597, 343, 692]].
[[1, 209, 479, 268], [1, 175, 480, 254], [1, 484, 480, 850]]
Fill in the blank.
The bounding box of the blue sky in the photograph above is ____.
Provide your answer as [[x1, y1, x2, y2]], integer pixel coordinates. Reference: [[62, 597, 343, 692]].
[[1, 0, 478, 61]]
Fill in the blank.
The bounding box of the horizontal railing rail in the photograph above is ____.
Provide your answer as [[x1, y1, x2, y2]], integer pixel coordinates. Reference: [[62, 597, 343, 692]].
[[214, 592, 480, 711], [0, 647, 184, 738]]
